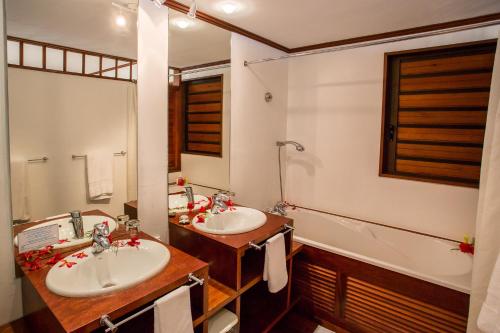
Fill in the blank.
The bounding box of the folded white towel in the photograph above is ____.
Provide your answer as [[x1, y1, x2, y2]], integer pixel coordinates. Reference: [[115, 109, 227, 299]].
[[154, 286, 194, 333], [263, 233, 288, 293], [86, 151, 113, 200], [10, 160, 30, 221], [478, 254, 500, 333]]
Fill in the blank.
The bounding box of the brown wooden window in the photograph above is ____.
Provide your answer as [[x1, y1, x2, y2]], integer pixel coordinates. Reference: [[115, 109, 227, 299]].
[[380, 40, 497, 187], [183, 75, 223, 157]]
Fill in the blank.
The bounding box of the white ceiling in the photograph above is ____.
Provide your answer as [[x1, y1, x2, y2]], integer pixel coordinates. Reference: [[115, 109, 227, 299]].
[[177, 0, 500, 49], [6, 0, 138, 59]]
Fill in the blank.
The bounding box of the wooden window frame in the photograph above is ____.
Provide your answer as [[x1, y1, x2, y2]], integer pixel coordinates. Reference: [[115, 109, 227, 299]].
[[7, 36, 137, 83], [182, 74, 224, 158], [379, 39, 497, 188]]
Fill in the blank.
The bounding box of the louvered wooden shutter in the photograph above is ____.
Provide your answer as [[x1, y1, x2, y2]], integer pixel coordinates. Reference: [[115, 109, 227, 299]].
[[183, 75, 223, 156], [380, 40, 497, 187]]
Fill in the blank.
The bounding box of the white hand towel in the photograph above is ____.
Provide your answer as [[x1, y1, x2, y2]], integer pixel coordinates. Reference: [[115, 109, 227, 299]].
[[478, 254, 500, 333], [10, 160, 30, 221], [154, 286, 194, 333], [86, 151, 113, 200], [263, 233, 288, 293]]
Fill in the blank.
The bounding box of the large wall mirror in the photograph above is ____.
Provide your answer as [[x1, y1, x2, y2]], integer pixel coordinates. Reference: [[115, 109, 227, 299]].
[[6, 0, 138, 227], [167, 9, 231, 213]]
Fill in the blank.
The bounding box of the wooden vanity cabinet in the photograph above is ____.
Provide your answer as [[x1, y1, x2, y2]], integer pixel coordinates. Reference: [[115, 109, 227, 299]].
[[169, 211, 304, 333]]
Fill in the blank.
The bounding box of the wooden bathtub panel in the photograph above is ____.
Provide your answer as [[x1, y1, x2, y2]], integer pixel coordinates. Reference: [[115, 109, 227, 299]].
[[292, 245, 469, 333]]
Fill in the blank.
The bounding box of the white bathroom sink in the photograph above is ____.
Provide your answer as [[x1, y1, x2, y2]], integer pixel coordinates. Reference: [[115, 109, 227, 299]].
[[46, 239, 170, 297], [14, 215, 117, 249], [192, 207, 267, 235], [169, 194, 209, 213]]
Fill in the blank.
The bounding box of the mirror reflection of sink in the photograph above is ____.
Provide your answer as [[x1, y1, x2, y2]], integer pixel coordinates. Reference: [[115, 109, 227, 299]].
[[169, 194, 209, 213], [14, 215, 117, 249], [46, 239, 170, 297], [192, 207, 266, 235]]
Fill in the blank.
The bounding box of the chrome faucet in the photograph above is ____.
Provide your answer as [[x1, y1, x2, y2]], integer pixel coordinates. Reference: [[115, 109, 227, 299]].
[[92, 222, 111, 254], [211, 192, 230, 214], [184, 186, 195, 206], [69, 211, 85, 239]]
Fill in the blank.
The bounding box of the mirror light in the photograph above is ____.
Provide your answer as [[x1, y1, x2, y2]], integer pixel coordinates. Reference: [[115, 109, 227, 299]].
[[115, 14, 126, 27], [172, 18, 193, 29], [217, 1, 240, 14]]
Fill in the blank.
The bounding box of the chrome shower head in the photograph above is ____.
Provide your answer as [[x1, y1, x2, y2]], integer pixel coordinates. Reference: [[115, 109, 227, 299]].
[[276, 140, 305, 152]]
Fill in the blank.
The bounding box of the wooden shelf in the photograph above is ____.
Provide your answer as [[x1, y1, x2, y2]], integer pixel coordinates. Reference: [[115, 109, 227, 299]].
[[287, 241, 304, 260], [207, 279, 237, 318]]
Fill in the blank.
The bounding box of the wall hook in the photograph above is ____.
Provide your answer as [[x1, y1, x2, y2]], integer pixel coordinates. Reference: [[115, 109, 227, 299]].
[[264, 92, 273, 103]]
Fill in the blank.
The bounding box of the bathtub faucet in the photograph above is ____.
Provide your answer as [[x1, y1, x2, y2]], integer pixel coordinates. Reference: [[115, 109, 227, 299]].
[[269, 201, 287, 216]]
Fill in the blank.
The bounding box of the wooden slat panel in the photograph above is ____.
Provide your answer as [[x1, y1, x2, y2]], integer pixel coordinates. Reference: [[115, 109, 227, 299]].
[[399, 92, 489, 108], [400, 53, 494, 76], [188, 133, 221, 143], [397, 143, 483, 162], [188, 113, 222, 123], [398, 111, 487, 126], [400, 72, 492, 92], [396, 159, 480, 181], [187, 143, 221, 154], [398, 128, 485, 144], [188, 92, 222, 104], [345, 278, 467, 333], [188, 81, 222, 94], [188, 103, 222, 113], [293, 261, 336, 315], [187, 124, 221, 133]]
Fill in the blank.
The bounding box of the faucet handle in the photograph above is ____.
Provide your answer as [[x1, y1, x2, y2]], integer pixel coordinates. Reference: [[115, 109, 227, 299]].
[[70, 211, 82, 219]]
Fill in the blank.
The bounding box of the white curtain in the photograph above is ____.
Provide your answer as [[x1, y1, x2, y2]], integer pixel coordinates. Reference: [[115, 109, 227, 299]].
[[127, 83, 138, 201], [468, 33, 500, 332]]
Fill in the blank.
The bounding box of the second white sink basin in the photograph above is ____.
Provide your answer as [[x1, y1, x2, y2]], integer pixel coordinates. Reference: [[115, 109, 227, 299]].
[[192, 207, 267, 235], [46, 239, 170, 297]]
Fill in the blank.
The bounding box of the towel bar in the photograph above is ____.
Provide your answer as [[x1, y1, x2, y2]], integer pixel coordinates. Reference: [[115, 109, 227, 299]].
[[72, 151, 126, 159], [27, 156, 48, 163], [100, 272, 204, 333], [248, 224, 295, 251]]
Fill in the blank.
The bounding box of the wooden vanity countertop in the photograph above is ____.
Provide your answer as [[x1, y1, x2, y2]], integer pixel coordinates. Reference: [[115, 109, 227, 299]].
[[16, 226, 208, 333], [169, 208, 293, 253]]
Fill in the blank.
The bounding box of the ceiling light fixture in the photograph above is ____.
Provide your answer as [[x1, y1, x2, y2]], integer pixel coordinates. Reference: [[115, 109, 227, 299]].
[[115, 14, 127, 27], [187, 0, 197, 19], [219, 1, 239, 14], [172, 18, 192, 29]]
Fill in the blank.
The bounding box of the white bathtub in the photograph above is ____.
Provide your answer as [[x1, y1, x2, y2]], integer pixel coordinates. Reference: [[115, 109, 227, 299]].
[[289, 208, 472, 293]]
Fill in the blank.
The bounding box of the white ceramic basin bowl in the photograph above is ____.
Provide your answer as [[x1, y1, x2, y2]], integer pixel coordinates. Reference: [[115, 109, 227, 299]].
[[46, 239, 170, 297], [192, 207, 267, 235], [14, 215, 116, 249], [169, 194, 209, 213]]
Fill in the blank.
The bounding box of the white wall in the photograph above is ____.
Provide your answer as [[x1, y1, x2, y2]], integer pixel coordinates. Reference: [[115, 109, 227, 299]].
[[8, 68, 134, 220], [137, 0, 169, 241], [286, 26, 500, 241], [230, 34, 288, 210], [180, 67, 231, 191], [0, 0, 23, 324]]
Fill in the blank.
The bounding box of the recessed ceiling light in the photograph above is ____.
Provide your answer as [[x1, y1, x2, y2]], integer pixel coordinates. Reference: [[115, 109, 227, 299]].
[[115, 14, 127, 27], [217, 1, 240, 14], [172, 18, 193, 29]]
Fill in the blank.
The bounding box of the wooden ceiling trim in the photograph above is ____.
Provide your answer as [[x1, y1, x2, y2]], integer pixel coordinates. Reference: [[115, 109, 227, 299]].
[[164, 0, 290, 52], [289, 12, 500, 53], [181, 59, 230, 72]]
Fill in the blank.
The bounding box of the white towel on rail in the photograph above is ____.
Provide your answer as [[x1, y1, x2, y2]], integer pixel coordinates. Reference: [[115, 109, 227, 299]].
[[86, 151, 113, 200], [478, 254, 500, 332], [154, 285, 194, 333], [263, 232, 288, 293], [10, 160, 30, 221]]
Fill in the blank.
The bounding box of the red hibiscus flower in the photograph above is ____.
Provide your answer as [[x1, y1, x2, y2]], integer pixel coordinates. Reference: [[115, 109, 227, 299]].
[[47, 253, 62, 265], [177, 177, 186, 186], [58, 260, 77, 268], [127, 237, 141, 247], [20, 250, 36, 262], [196, 215, 205, 223], [199, 206, 207, 213], [38, 245, 54, 256], [72, 252, 88, 259], [459, 242, 474, 255], [24, 257, 42, 271], [224, 200, 234, 207], [58, 239, 70, 244]]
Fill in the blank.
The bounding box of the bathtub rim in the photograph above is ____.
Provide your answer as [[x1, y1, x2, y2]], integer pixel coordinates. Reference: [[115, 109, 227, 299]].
[[293, 235, 471, 294]]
